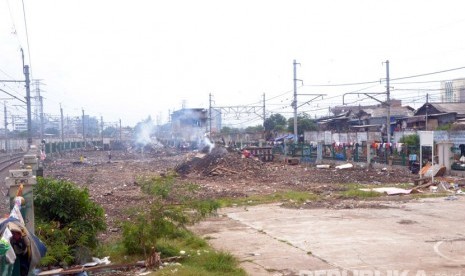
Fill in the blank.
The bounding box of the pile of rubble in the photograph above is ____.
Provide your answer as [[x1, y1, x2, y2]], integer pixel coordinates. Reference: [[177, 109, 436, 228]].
[[175, 146, 267, 177]]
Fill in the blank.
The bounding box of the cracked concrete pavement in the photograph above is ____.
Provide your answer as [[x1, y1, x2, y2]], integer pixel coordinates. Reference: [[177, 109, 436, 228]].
[[191, 197, 465, 275]]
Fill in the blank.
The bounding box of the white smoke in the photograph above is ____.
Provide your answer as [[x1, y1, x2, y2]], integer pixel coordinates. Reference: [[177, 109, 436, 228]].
[[136, 120, 154, 146], [134, 119, 163, 148], [204, 135, 215, 153]]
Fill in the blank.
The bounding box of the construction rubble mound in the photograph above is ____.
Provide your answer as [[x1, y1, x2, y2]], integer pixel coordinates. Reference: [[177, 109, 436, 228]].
[[175, 146, 267, 177]]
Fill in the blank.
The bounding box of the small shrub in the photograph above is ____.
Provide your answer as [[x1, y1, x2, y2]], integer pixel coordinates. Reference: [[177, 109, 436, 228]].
[[121, 175, 219, 256], [34, 178, 107, 266], [399, 134, 419, 147], [193, 251, 240, 273]]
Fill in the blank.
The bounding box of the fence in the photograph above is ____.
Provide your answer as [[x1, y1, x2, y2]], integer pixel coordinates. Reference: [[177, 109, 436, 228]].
[[273, 141, 438, 169]]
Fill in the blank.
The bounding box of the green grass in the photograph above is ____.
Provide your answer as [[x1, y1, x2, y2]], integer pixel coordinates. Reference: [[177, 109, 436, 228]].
[[98, 229, 245, 276], [218, 190, 320, 207], [411, 192, 450, 199], [149, 249, 246, 276], [340, 189, 382, 198]]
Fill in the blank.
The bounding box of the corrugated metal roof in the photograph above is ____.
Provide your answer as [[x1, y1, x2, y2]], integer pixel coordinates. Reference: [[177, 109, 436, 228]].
[[429, 103, 465, 114], [370, 106, 414, 117]]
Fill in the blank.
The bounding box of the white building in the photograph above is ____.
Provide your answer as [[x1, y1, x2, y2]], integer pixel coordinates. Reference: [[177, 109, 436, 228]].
[[441, 78, 465, 102]]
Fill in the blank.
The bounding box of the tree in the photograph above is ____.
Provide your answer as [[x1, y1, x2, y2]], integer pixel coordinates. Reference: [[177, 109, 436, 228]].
[[220, 126, 241, 134], [245, 125, 264, 133], [102, 126, 117, 137], [287, 114, 318, 135], [263, 113, 287, 140], [399, 134, 419, 147], [264, 114, 287, 132]]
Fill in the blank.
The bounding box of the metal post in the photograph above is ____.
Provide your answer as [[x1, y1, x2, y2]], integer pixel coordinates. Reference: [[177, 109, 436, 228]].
[[263, 93, 266, 125], [209, 93, 212, 137], [385, 60, 391, 144], [100, 116, 104, 142], [119, 119, 122, 141], [39, 94, 44, 140], [82, 108, 85, 143], [4, 102, 8, 153], [293, 60, 298, 143], [60, 104, 64, 142], [24, 65, 32, 147]]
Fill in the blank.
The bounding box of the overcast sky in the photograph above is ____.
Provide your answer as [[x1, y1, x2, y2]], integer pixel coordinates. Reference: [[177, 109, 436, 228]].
[[1, 0, 465, 127]]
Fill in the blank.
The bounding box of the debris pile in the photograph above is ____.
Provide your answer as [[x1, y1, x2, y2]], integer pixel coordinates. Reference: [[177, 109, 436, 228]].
[[175, 146, 267, 177]]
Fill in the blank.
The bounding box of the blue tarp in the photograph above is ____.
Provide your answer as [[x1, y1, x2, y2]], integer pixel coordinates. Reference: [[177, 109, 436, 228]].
[[274, 134, 296, 142]]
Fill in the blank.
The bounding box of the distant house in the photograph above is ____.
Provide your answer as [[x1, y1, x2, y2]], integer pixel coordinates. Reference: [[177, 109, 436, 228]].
[[316, 111, 354, 132], [403, 102, 465, 130], [323, 99, 414, 133], [171, 108, 208, 143]]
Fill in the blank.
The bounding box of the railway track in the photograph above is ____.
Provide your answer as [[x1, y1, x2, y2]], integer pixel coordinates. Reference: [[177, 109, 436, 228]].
[[0, 153, 26, 173]]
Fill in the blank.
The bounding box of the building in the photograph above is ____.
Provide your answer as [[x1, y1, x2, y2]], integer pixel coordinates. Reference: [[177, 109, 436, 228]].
[[405, 102, 465, 130], [322, 100, 414, 134], [441, 78, 465, 103], [171, 108, 208, 144], [210, 108, 222, 133], [13, 119, 27, 132]]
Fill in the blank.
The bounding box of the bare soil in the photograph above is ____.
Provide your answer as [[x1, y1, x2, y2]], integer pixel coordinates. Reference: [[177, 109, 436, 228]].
[[33, 146, 429, 242]]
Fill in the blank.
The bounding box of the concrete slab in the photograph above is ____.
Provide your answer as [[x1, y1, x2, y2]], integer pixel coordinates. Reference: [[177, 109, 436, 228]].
[[191, 198, 465, 275]]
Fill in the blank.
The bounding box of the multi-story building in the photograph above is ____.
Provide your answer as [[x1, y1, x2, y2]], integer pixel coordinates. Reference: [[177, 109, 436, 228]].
[[171, 108, 208, 144], [441, 78, 465, 102]]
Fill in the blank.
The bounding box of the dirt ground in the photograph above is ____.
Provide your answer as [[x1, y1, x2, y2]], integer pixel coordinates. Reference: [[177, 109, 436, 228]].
[[2, 146, 464, 275], [27, 146, 457, 243]]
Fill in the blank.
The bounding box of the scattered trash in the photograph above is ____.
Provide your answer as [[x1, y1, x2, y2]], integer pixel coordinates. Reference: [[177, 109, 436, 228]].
[[335, 163, 353, 170], [316, 164, 330, 169], [423, 164, 446, 177], [360, 187, 413, 195], [445, 195, 458, 201], [83, 256, 111, 267], [437, 182, 450, 192]]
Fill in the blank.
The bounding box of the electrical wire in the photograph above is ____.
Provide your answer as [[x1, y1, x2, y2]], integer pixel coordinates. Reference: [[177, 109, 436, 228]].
[[391, 66, 465, 81], [301, 65, 465, 87]]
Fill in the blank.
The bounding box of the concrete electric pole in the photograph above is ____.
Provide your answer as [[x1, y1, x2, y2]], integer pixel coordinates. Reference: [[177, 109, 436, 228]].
[[293, 60, 299, 143], [82, 108, 85, 142], [385, 60, 391, 144], [60, 104, 64, 142]]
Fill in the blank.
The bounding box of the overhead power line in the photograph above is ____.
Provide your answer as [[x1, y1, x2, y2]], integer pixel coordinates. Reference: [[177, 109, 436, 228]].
[[303, 65, 465, 87], [0, 88, 26, 103], [391, 66, 465, 81], [21, 0, 32, 75]]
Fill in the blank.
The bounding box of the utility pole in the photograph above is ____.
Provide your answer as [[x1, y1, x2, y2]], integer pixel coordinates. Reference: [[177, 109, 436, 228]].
[[209, 93, 212, 137], [385, 60, 391, 144], [60, 104, 64, 142], [21, 48, 33, 147], [262, 93, 266, 125], [39, 92, 44, 141], [293, 60, 299, 143], [119, 119, 122, 141], [100, 116, 104, 141], [4, 102, 8, 153], [82, 108, 85, 142], [425, 93, 429, 131], [11, 115, 15, 132], [24, 65, 32, 147]]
